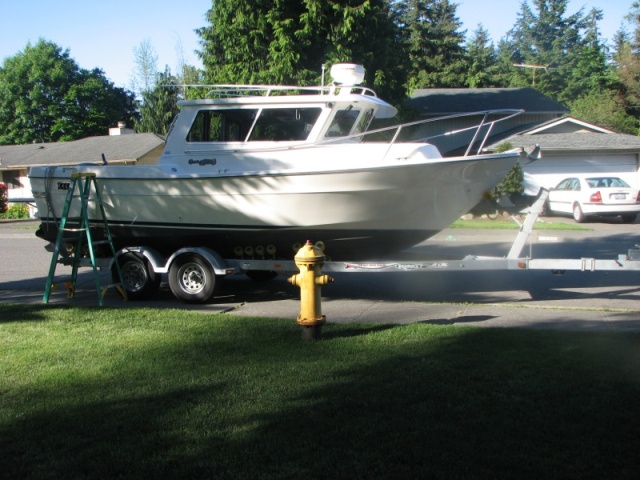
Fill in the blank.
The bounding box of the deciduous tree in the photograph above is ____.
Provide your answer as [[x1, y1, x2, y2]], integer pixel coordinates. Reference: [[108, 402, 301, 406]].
[[0, 39, 137, 145], [130, 38, 159, 96]]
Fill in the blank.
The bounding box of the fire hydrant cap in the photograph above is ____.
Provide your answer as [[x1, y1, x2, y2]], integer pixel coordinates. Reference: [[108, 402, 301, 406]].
[[294, 240, 325, 263]]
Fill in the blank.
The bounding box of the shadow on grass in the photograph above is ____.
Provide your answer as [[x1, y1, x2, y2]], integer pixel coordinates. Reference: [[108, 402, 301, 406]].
[[3, 312, 640, 479], [0, 302, 54, 323]]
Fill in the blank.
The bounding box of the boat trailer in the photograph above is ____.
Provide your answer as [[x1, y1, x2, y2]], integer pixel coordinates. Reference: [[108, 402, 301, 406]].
[[229, 191, 640, 276], [45, 190, 639, 335]]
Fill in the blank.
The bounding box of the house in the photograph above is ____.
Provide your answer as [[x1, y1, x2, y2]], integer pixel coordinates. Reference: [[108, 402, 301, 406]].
[[0, 132, 165, 209], [487, 117, 640, 196], [405, 88, 569, 155], [407, 87, 640, 196]]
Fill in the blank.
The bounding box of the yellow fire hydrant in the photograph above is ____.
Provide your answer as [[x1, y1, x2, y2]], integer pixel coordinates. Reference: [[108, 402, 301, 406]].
[[288, 241, 334, 340]]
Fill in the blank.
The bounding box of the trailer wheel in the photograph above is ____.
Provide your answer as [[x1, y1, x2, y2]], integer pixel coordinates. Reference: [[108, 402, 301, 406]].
[[168, 253, 219, 303], [113, 252, 161, 300]]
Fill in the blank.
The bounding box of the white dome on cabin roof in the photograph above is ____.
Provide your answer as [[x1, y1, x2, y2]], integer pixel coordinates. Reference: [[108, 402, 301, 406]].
[[330, 64, 365, 85]]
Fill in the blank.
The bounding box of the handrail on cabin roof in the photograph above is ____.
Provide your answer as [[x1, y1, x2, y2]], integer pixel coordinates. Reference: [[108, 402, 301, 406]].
[[167, 84, 379, 98]]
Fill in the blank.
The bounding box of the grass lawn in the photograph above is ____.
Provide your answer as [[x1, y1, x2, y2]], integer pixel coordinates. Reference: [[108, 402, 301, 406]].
[[450, 218, 589, 230], [2, 303, 639, 479]]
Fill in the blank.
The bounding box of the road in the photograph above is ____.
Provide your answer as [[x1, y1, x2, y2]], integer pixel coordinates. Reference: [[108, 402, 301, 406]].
[[1, 217, 639, 331]]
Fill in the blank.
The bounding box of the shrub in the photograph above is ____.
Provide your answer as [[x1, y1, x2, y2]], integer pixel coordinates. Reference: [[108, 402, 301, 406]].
[[492, 143, 524, 199], [493, 162, 525, 198], [0, 183, 7, 213], [0, 203, 30, 219]]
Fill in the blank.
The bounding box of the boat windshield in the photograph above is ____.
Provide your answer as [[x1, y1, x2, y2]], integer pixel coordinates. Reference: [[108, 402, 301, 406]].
[[248, 107, 322, 141], [325, 108, 361, 138], [187, 109, 257, 142], [186, 107, 322, 143]]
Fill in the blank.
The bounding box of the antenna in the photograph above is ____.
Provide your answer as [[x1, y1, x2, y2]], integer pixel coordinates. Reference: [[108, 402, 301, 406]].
[[513, 64, 552, 85]]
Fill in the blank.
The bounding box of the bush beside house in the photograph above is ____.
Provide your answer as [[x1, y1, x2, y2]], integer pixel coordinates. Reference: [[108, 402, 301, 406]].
[[0, 183, 7, 213]]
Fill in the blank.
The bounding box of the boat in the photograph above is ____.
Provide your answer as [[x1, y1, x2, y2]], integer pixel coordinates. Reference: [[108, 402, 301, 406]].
[[29, 64, 526, 261]]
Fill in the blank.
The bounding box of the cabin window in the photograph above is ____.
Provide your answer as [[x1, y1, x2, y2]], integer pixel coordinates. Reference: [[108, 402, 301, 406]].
[[354, 108, 374, 134], [186, 109, 257, 142], [324, 107, 361, 138], [248, 108, 322, 141]]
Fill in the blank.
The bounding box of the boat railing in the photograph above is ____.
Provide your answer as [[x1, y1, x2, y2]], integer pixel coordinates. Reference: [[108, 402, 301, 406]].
[[172, 84, 378, 98], [318, 109, 524, 157]]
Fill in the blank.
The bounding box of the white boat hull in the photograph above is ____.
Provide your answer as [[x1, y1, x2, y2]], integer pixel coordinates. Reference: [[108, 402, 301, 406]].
[[30, 151, 518, 260]]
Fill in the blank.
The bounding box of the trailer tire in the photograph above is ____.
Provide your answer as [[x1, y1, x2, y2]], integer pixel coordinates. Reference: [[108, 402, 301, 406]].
[[168, 253, 219, 303], [113, 252, 161, 300]]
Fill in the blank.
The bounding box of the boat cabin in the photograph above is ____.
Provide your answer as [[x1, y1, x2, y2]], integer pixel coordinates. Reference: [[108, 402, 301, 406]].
[[168, 92, 396, 149], [163, 64, 398, 157]]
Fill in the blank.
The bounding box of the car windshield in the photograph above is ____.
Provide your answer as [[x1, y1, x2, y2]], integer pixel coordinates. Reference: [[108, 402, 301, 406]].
[[585, 177, 630, 188]]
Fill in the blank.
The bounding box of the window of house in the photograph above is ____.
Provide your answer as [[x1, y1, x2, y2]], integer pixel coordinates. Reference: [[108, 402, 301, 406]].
[[2, 170, 24, 189]]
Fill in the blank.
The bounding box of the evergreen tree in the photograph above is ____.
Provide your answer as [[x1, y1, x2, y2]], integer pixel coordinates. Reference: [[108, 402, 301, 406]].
[[0, 39, 136, 145], [565, 8, 614, 101], [197, 0, 406, 103], [494, 37, 526, 88], [503, 0, 608, 105], [465, 25, 499, 88], [397, 0, 467, 90], [611, 3, 640, 128], [134, 68, 180, 136]]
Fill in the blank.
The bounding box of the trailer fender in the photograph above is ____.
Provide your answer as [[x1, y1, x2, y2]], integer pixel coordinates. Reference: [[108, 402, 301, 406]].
[[166, 247, 236, 276], [112, 246, 167, 274]]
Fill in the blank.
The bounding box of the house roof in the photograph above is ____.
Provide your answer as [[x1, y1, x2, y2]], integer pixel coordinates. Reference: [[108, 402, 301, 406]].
[[524, 116, 613, 134], [0, 133, 165, 169], [504, 132, 640, 153], [406, 88, 569, 116]]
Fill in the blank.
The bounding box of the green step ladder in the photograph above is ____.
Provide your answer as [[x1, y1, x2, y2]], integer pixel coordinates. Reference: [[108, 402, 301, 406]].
[[43, 172, 127, 306]]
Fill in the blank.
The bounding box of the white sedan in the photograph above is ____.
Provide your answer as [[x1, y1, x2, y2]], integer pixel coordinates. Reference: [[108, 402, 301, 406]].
[[546, 176, 640, 223]]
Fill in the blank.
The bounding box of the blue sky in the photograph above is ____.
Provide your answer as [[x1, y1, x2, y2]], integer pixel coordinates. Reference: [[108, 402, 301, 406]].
[[0, 0, 634, 90]]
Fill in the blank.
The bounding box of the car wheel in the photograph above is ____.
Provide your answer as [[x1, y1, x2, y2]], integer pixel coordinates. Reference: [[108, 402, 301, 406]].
[[621, 213, 637, 223], [572, 203, 586, 223], [112, 252, 161, 300], [168, 253, 219, 303], [540, 200, 550, 217]]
